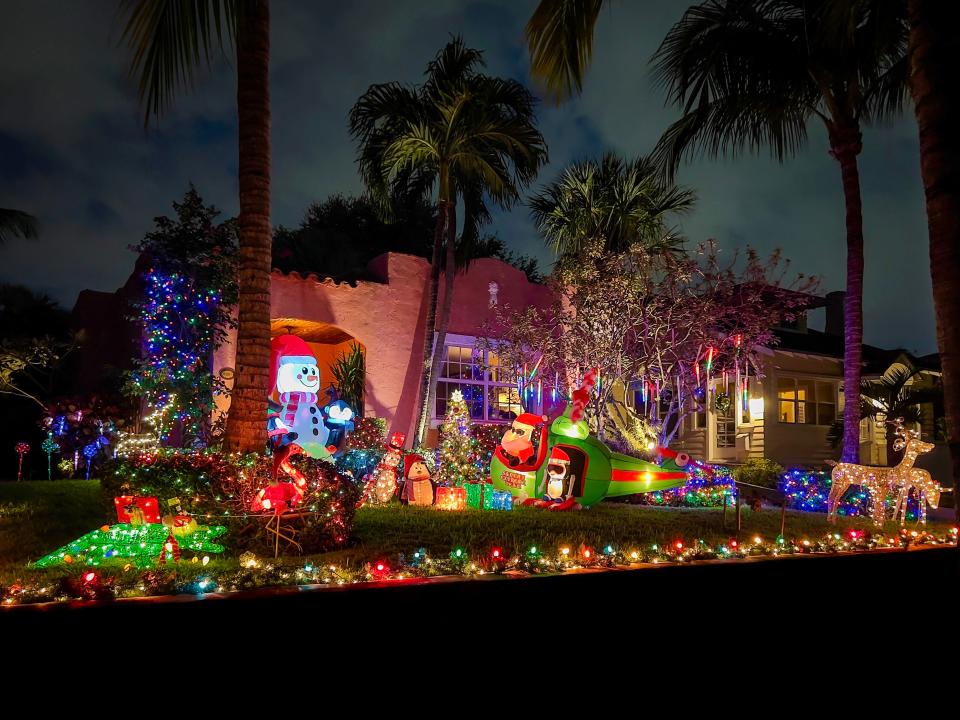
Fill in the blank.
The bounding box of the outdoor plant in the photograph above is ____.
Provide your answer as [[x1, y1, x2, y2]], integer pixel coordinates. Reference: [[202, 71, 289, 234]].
[[102, 451, 360, 555], [733, 458, 785, 489], [331, 342, 365, 414]]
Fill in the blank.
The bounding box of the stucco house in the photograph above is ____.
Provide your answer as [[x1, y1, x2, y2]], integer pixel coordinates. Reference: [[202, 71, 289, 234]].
[[211, 252, 554, 445]]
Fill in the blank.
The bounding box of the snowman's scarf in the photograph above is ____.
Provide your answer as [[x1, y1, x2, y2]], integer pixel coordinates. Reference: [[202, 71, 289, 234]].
[[279, 391, 318, 427]]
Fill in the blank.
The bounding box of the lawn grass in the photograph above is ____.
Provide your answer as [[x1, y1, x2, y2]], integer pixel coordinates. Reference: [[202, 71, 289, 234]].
[[2, 480, 954, 583]]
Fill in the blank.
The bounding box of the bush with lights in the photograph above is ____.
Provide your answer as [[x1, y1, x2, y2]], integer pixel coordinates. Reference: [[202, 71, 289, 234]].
[[102, 450, 361, 555], [778, 468, 919, 519]]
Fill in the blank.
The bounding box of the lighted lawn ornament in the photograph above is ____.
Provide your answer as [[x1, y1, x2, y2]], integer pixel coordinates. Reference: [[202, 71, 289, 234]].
[[15, 442, 29, 481], [360, 432, 405, 506], [827, 419, 937, 526], [82, 437, 109, 480], [161, 497, 199, 536], [402, 453, 434, 506], [41, 433, 59, 481], [491, 368, 690, 508], [114, 495, 162, 525], [33, 522, 226, 568], [893, 472, 942, 526], [267, 334, 355, 473]]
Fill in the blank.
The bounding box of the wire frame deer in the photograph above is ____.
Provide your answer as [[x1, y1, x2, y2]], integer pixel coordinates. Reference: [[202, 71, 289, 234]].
[[827, 418, 935, 526]]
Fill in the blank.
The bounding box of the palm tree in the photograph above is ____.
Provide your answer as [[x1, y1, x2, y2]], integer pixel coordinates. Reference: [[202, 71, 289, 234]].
[[121, 0, 271, 453], [0, 209, 38, 244], [529, 153, 695, 258], [908, 0, 960, 521], [651, 1, 910, 465], [350, 38, 548, 446], [525, 0, 908, 464], [829, 366, 942, 464]]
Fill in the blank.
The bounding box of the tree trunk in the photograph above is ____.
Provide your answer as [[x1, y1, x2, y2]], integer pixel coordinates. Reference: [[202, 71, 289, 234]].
[[829, 123, 865, 464], [224, 0, 271, 454], [909, 0, 960, 523], [416, 201, 456, 446], [412, 198, 450, 446]]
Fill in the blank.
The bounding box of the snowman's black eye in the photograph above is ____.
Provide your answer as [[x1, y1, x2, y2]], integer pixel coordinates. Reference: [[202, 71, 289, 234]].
[[302, 366, 308, 374]]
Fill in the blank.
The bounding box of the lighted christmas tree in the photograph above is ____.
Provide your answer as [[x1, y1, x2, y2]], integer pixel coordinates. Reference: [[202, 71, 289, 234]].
[[124, 187, 238, 447], [436, 390, 483, 487]]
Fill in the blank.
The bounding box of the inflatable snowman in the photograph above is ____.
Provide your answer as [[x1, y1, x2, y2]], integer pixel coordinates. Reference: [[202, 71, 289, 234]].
[[268, 334, 340, 460]]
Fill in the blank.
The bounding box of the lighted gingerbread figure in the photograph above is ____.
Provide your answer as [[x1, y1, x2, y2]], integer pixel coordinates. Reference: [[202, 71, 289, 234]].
[[402, 453, 434, 506]]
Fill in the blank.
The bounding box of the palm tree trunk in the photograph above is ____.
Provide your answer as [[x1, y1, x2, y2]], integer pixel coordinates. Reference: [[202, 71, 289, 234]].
[[909, 0, 960, 522], [224, 0, 271, 454], [416, 202, 457, 446], [829, 123, 865, 464], [412, 198, 450, 446]]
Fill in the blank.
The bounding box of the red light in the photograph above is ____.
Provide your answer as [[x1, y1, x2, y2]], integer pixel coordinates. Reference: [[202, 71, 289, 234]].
[[582, 549, 592, 558], [730, 540, 738, 548], [674, 541, 684, 551], [83, 572, 96, 583], [491, 548, 502, 559], [376, 563, 384, 572]]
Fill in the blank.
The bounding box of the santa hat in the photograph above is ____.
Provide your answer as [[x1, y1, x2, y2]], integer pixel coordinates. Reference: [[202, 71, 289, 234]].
[[549, 446, 571, 464], [514, 412, 547, 428], [403, 453, 426, 479], [270, 335, 316, 390]]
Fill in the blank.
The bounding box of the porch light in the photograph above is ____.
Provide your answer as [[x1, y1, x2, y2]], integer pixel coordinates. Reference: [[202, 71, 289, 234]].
[[748, 396, 765, 418]]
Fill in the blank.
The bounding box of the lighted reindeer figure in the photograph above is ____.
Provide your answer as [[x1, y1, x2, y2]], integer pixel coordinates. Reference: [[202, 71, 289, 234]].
[[889, 426, 941, 525], [827, 419, 935, 526]]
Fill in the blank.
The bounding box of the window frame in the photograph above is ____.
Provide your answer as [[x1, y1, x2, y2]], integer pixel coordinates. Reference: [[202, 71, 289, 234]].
[[432, 333, 531, 424], [775, 373, 838, 426]]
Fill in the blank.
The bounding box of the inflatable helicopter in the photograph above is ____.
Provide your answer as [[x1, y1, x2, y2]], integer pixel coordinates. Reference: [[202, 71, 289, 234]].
[[490, 368, 692, 509]]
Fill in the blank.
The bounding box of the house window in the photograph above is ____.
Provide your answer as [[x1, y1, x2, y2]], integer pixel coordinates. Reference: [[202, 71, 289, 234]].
[[777, 375, 837, 425], [434, 338, 525, 423]]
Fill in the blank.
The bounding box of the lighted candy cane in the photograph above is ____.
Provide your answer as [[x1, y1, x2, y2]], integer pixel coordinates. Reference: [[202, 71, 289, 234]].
[[570, 367, 599, 423], [15, 442, 29, 482]]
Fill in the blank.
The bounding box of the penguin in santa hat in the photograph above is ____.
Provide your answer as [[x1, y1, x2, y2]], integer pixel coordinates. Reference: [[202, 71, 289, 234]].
[[530, 445, 579, 511], [268, 335, 336, 460]]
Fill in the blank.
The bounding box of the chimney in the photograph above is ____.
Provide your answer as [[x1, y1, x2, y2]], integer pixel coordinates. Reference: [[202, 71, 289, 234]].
[[825, 291, 845, 337]]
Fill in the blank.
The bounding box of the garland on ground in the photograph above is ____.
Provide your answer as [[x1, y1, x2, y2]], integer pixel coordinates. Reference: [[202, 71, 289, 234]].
[[5, 527, 956, 607]]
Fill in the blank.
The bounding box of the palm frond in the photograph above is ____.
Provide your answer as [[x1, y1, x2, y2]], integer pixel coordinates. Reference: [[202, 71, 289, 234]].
[[526, 0, 605, 102], [120, 0, 241, 125], [0, 209, 39, 244]]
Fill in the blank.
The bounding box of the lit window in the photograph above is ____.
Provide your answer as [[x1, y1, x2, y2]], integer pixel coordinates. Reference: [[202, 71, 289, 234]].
[[777, 375, 837, 425], [434, 338, 534, 423]]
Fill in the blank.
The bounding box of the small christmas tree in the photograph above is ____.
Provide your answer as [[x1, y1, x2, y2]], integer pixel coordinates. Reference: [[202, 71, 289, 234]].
[[436, 390, 483, 487]]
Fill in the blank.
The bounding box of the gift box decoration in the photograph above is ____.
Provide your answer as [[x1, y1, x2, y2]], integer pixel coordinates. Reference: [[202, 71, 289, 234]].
[[490, 490, 513, 511], [435, 486, 467, 511], [114, 496, 162, 525]]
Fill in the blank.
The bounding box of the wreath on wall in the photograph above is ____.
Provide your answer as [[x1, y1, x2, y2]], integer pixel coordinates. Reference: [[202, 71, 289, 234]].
[[714, 391, 732, 415]]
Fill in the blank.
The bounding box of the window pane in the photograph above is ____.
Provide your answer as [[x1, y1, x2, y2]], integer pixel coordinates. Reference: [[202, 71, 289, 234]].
[[816, 382, 834, 403], [796, 378, 814, 402], [487, 385, 523, 422], [817, 402, 835, 426], [779, 400, 796, 423], [777, 378, 796, 400], [798, 400, 816, 424], [435, 381, 483, 419]]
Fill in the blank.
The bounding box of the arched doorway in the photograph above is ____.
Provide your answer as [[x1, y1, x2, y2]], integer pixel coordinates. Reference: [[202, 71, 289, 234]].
[[271, 318, 365, 409]]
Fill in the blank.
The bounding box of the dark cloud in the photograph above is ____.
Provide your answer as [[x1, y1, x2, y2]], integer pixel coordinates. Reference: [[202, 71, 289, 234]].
[[0, 0, 936, 354]]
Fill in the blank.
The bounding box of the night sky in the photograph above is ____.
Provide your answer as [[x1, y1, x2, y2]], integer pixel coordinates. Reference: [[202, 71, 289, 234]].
[[0, 0, 935, 353]]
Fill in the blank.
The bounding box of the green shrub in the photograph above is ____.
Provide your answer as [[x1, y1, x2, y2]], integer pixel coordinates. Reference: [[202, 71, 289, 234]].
[[101, 450, 361, 555], [732, 458, 784, 488]]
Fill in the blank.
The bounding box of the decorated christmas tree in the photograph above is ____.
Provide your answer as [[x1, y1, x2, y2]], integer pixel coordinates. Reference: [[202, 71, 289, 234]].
[[436, 390, 483, 487]]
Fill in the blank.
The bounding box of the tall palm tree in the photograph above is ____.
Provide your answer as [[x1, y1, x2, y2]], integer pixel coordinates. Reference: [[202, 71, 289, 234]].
[[908, 0, 960, 521], [526, 0, 908, 464], [350, 38, 548, 446], [121, 0, 271, 453], [0, 209, 38, 244], [529, 153, 695, 258]]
